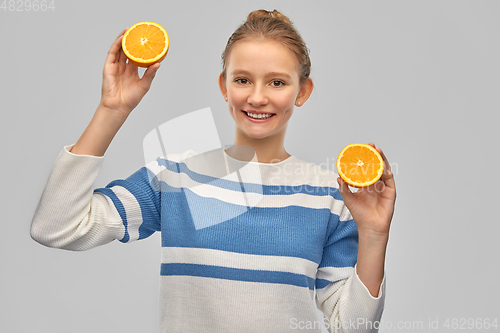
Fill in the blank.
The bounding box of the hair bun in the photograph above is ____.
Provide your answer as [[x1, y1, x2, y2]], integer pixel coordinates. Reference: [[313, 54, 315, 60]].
[[246, 9, 292, 25]]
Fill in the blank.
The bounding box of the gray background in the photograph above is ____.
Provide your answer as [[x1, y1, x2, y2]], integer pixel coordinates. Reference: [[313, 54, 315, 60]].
[[1, 0, 499, 332]]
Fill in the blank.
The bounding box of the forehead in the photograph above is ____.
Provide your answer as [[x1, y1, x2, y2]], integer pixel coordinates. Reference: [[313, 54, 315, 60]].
[[226, 38, 300, 78]]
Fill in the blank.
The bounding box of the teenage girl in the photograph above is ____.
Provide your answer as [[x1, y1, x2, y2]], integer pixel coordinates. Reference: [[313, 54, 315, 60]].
[[32, 9, 396, 333]]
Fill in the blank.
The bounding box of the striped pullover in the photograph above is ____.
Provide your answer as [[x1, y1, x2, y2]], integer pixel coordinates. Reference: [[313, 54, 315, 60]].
[[31, 144, 386, 333]]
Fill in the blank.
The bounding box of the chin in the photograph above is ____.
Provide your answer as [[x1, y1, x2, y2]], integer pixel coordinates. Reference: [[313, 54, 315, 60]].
[[245, 132, 270, 140]]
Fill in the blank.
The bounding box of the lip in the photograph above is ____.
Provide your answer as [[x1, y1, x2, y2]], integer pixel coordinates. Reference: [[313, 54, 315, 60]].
[[242, 110, 276, 122]]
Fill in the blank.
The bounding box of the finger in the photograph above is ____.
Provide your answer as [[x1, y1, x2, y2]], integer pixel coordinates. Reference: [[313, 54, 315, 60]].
[[142, 62, 161, 81], [369, 143, 395, 188], [118, 46, 127, 65], [118, 27, 131, 64], [337, 177, 354, 204], [381, 168, 396, 189], [117, 27, 129, 39], [377, 147, 392, 174], [375, 149, 395, 189], [123, 61, 139, 79], [105, 28, 128, 65], [138, 62, 161, 91]]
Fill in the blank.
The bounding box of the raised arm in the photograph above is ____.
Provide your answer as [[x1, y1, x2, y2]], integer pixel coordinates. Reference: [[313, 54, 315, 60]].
[[31, 28, 162, 250], [71, 28, 161, 157], [337, 143, 396, 297]]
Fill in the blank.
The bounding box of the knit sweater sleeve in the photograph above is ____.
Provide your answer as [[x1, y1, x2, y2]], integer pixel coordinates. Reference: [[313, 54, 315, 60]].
[[30, 144, 161, 251], [315, 202, 386, 333]]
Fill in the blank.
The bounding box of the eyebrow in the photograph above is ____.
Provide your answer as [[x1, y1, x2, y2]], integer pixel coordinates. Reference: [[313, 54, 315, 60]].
[[230, 70, 292, 79]]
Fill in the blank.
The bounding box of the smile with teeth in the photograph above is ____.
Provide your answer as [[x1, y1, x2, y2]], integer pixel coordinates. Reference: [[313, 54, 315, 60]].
[[244, 111, 275, 119]]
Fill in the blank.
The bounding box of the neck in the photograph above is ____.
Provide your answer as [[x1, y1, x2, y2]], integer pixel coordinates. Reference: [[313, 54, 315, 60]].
[[228, 130, 290, 164]]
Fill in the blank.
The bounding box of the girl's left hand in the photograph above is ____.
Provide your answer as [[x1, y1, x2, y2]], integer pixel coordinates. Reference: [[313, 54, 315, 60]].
[[337, 143, 396, 238]]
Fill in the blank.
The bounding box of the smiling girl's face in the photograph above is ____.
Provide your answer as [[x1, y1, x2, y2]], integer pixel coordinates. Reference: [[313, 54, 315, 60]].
[[219, 38, 312, 144]]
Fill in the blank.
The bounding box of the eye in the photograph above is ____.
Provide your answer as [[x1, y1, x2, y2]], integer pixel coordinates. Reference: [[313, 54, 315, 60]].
[[270, 80, 285, 87], [235, 78, 249, 85]]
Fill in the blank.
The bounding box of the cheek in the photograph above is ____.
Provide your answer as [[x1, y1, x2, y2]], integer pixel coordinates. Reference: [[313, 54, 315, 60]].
[[228, 88, 247, 108], [276, 90, 297, 109]]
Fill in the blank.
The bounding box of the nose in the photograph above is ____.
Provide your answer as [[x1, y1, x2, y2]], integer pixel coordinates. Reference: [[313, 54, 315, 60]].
[[247, 84, 268, 107]]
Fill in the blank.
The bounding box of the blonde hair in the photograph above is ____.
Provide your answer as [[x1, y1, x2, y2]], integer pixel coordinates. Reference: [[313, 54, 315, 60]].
[[221, 9, 311, 85]]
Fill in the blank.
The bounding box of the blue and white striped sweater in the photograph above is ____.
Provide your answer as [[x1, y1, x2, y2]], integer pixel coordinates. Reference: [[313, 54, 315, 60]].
[[31, 145, 385, 332], [96, 149, 356, 272]]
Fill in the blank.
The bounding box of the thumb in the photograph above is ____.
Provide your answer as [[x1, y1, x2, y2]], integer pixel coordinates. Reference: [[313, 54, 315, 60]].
[[337, 177, 354, 205], [139, 62, 161, 91]]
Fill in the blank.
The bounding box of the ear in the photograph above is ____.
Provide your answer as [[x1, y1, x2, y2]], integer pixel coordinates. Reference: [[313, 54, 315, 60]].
[[218, 72, 227, 99], [295, 77, 314, 107]]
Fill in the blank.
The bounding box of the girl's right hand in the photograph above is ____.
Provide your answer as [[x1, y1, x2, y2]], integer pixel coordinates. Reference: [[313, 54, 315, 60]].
[[99, 28, 161, 117]]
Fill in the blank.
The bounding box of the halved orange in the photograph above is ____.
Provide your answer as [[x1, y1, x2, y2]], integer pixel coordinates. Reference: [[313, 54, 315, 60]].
[[337, 143, 384, 188], [122, 22, 169, 67]]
